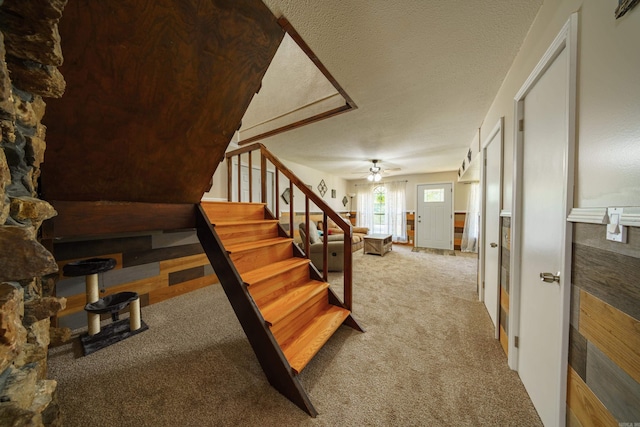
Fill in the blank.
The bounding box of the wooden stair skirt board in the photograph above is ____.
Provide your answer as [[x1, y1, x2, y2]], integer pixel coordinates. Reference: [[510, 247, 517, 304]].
[[196, 201, 359, 416]]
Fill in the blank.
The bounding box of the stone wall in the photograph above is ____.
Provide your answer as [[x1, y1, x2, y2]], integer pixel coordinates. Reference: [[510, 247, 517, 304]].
[[0, 1, 68, 425]]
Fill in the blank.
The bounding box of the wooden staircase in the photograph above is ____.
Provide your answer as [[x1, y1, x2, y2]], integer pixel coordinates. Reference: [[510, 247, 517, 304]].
[[196, 201, 360, 416]]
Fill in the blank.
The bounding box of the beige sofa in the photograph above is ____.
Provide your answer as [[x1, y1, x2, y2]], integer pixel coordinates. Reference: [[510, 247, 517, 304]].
[[299, 221, 369, 272], [317, 219, 369, 252]]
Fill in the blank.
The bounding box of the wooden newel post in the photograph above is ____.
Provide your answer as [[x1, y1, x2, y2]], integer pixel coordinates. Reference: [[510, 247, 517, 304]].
[[344, 231, 353, 311]]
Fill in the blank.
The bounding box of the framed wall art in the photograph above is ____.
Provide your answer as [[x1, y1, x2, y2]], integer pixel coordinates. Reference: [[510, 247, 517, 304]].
[[281, 188, 290, 204]]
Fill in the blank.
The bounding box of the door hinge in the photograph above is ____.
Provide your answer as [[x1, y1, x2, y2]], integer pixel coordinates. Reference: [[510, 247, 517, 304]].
[[514, 336, 519, 348], [518, 119, 524, 132], [482, 281, 485, 289]]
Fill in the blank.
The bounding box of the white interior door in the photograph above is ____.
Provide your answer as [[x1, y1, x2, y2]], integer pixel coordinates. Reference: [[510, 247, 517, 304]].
[[482, 120, 502, 336], [511, 16, 576, 427], [416, 183, 453, 250], [232, 163, 275, 211]]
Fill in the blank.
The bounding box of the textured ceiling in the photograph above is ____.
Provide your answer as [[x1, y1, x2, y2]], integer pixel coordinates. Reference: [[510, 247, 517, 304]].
[[239, 33, 344, 140], [256, 0, 542, 180]]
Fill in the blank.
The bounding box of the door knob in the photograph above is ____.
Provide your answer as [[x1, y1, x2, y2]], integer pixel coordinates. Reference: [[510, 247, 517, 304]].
[[540, 272, 560, 284], [490, 242, 498, 248]]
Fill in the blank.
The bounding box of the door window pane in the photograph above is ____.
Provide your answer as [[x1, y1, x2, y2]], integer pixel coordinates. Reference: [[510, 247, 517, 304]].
[[424, 188, 444, 202]]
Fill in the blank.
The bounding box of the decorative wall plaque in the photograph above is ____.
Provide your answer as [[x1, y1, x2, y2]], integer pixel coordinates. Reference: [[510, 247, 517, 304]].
[[281, 188, 290, 204], [317, 179, 327, 197]]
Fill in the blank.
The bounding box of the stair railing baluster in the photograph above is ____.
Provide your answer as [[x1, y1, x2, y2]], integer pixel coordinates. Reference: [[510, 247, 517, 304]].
[[248, 152, 253, 202], [304, 196, 310, 257], [344, 230, 353, 310], [226, 156, 232, 202], [225, 143, 355, 312], [237, 154, 242, 202], [261, 153, 267, 205], [289, 179, 294, 239], [275, 166, 280, 224], [322, 213, 328, 281]]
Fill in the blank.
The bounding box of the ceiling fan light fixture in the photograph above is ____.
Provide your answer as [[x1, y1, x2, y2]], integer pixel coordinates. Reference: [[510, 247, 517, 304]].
[[367, 159, 382, 182]]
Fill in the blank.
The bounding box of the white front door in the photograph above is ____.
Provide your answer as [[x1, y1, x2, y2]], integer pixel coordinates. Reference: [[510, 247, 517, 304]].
[[511, 16, 576, 427], [416, 183, 453, 250], [481, 120, 503, 336]]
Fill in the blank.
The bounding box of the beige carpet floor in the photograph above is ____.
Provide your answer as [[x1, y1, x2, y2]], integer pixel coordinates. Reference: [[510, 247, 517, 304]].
[[48, 245, 542, 426]]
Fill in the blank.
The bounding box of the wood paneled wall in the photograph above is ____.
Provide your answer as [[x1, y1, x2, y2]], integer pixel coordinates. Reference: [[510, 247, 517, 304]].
[[42, 0, 284, 204], [454, 212, 466, 250], [54, 229, 217, 330], [499, 216, 510, 356], [568, 222, 640, 425]]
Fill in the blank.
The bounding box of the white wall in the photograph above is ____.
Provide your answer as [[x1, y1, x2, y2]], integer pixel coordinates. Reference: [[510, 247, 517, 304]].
[[348, 171, 472, 213], [201, 158, 228, 201], [480, 0, 640, 209], [277, 158, 350, 213]]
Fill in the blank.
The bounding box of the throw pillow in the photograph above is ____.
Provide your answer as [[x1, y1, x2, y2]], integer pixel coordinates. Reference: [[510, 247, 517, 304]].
[[307, 221, 320, 244]]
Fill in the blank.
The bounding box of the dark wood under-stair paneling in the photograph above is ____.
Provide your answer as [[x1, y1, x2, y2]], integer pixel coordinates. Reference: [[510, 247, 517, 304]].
[[42, 0, 284, 203]]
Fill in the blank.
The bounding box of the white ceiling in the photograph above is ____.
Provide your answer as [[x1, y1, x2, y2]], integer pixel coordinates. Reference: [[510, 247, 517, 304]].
[[250, 0, 542, 180]]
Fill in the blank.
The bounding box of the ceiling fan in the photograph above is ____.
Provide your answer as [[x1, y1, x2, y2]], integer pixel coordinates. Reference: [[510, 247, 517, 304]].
[[354, 159, 400, 182]]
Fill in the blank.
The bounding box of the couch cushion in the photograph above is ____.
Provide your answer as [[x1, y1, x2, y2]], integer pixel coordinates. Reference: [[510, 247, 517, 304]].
[[300, 221, 320, 244]]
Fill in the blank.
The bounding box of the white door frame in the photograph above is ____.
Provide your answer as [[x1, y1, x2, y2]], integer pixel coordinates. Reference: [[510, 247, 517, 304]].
[[509, 14, 577, 426], [415, 182, 454, 250], [479, 117, 504, 338]]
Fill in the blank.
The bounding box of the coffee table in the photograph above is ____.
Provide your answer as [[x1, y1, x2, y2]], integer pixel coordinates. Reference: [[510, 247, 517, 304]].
[[363, 234, 393, 256]]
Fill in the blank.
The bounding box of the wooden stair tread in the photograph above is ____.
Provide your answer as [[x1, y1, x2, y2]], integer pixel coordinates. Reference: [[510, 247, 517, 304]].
[[213, 219, 279, 227], [242, 258, 310, 285], [282, 305, 350, 375], [225, 237, 292, 253], [261, 281, 329, 326]]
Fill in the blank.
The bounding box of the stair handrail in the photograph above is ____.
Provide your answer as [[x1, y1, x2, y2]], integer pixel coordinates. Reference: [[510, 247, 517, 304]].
[[225, 143, 353, 311]]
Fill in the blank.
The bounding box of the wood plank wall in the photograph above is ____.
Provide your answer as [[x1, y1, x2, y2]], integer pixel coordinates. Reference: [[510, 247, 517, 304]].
[[499, 216, 510, 356], [454, 212, 466, 250], [54, 229, 218, 330], [568, 222, 640, 426], [42, 0, 283, 204]]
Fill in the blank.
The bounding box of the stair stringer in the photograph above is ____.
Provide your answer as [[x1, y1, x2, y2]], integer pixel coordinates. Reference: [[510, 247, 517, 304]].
[[194, 204, 317, 417]]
